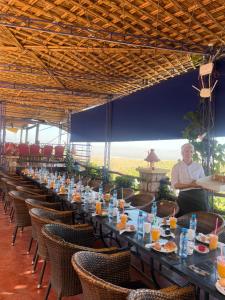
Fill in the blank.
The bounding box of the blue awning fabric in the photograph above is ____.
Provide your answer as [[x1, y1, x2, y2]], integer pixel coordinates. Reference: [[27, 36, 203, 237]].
[[71, 59, 225, 142]]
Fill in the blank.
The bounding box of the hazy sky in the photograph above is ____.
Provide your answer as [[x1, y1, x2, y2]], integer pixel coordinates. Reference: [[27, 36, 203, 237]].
[[5, 125, 225, 161]]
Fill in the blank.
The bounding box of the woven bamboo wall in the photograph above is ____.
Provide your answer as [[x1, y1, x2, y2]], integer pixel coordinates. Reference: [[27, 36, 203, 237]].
[[0, 0, 224, 127]]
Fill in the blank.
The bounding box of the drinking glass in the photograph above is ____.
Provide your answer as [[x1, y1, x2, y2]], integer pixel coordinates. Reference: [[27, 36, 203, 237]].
[[209, 234, 218, 250], [169, 217, 177, 229], [217, 256, 225, 278], [96, 201, 102, 215], [151, 226, 160, 242], [120, 214, 128, 225], [119, 199, 125, 210]]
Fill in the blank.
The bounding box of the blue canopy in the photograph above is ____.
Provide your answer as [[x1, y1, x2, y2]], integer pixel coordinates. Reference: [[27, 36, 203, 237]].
[[71, 59, 225, 142]]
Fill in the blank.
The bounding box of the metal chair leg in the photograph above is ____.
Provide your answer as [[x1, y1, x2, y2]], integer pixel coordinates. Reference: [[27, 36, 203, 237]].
[[32, 242, 38, 264], [9, 207, 14, 222], [57, 293, 62, 300], [37, 259, 47, 288], [44, 281, 51, 300], [11, 226, 18, 246], [32, 254, 39, 273], [27, 236, 33, 254]]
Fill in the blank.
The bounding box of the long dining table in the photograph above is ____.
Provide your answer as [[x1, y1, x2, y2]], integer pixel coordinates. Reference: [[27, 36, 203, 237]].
[[23, 174, 225, 300]]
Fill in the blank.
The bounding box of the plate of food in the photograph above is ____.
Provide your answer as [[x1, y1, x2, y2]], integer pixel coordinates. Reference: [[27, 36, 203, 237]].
[[215, 279, 225, 295], [194, 244, 209, 254], [116, 223, 136, 233], [151, 241, 177, 253], [92, 210, 108, 217], [160, 228, 174, 238], [196, 233, 210, 244]]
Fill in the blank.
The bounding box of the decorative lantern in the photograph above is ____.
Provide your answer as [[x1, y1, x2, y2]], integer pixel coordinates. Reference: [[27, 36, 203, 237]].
[[145, 149, 160, 170]]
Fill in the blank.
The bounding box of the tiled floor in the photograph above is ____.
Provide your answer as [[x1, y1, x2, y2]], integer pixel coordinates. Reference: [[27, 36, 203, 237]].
[[0, 203, 81, 300]]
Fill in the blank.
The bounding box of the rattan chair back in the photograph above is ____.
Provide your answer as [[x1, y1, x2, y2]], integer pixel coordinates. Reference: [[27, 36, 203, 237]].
[[178, 211, 224, 235], [25, 198, 62, 211], [42, 223, 116, 299], [8, 190, 31, 227], [127, 193, 153, 212], [72, 250, 131, 300], [127, 286, 195, 300], [117, 188, 134, 200], [29, 208, 74, 258], [16, 185, 44, 195], [149, 200, 179, 218]]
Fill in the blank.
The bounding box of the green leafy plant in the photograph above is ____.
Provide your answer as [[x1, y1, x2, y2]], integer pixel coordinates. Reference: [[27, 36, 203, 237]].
[[65, 148, 74, 174], [157, 177, 176, 201], [183, 111, 225, 174], [114, 175, 135, 189]]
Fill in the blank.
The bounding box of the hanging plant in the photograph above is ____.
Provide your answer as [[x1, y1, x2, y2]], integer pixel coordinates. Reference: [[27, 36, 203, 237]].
[[65, 148, 74, 175]]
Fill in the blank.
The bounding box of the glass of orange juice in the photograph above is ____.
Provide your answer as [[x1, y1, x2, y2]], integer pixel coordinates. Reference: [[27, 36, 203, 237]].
[[169, 217, 177, 229], [119, 199, 125, 210], [217, 256, 225, 278], [96, 201, 102, 215], [209, 234, 218, 250], [120, 213, 128, 225], [151, 226, 160, 242]]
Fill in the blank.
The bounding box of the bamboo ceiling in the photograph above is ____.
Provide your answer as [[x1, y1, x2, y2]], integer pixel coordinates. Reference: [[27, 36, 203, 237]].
[[0, 0, 224, 128]]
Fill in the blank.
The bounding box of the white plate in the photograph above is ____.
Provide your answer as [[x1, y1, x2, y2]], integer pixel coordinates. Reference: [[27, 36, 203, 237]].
[[119, 224, 136, 234], [152, 244, 177, 253], [196, 233, 210, 244], [145, 241, 177, 253], [160, 229, 175, 238], [194, 245, 209, 254], [215, 281, 225, 295], [92, 212, 108, 217]]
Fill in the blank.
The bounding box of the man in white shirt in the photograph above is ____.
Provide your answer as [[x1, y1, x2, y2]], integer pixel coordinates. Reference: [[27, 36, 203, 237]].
[[171, 143, 208, 216]]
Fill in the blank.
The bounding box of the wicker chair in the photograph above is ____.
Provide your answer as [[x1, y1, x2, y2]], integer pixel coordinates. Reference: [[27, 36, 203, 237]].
[[16, 185, 45, 195], [25, 198, 62, 261], [29, 208, 75, 288], [8, 190, 33, 246], [72, 251, 195, 300], [149, 200, 179, 218], [127, 286, 195, 300], [25, 198, 62, 211], [42, 223, 118, 300], [116, 188, 134, 200], [7, 191, 48, 246], [126, 193, 153, 212], [177, 211, 224, 235]]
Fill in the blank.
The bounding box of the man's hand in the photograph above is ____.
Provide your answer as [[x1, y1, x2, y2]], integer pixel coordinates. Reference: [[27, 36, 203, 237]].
[[191, 180, 202, 188]]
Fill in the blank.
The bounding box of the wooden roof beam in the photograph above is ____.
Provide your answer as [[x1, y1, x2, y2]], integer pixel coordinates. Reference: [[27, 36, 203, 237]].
[[0, 80, 111, 98], [170, 0, 225, 44], [0, 14, 209, 55]]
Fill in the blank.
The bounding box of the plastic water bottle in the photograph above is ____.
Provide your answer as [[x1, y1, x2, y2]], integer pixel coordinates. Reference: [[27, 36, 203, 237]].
[[98, 183, 103, 201], [137, 211, 144, 236], [187, 228, 195, 255], [179, 228, 188, 258], [188, 214, 197, 255], [108, 198, 114, 217], [189, 214, 197, 233], [113, 189, 118, 207], [151, 201, 157, 218]]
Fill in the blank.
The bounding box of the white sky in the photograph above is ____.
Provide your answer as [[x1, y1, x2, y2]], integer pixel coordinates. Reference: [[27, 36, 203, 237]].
[[5, 126, 225, 161]]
